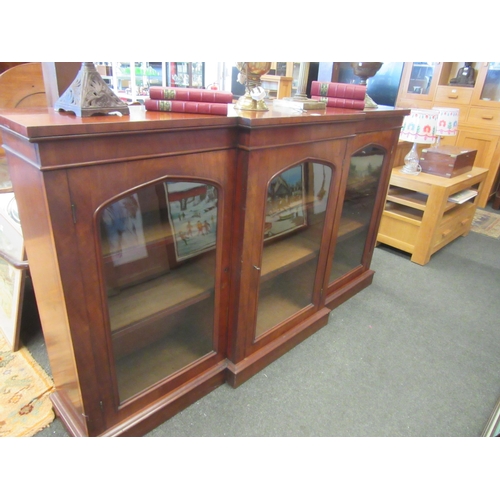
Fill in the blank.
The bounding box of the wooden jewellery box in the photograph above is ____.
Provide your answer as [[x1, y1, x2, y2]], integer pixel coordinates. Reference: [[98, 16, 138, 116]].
[[419, 145, 477, 178]]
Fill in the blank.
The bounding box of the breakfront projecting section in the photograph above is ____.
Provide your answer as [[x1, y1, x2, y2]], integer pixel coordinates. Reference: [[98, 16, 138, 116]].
[[255, 161, 333, 338], [0, 105, 407, 436]]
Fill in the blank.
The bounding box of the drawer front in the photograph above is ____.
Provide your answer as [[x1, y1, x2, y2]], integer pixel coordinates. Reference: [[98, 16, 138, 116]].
[[378, 212, 419, 249], [433, 205, 475, 250], [435, 85, 473, 105], [466, 107, 500, 128]]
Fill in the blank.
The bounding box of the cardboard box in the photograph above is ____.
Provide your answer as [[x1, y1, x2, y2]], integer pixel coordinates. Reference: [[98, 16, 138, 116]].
[[419, 146, 477, 178]]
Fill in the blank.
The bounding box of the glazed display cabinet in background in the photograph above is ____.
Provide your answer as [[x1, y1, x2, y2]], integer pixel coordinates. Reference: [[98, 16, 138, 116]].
[[0, 104, 407, 436], [396, 62, 500, 207]]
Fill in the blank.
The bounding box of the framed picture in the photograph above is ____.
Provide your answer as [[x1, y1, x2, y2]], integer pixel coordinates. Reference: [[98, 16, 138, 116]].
[[264, 163, 307, 240], [164, 181, 218, 262], [0, 193, 27, 351]]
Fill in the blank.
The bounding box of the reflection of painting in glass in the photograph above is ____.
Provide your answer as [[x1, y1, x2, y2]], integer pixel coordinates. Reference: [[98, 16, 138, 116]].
[[101, 193, 148, 266], [165, 182, 218, 261], [313, 163, 332, 213], [264, 164, 306, 240], [330, 145, 385, 283]]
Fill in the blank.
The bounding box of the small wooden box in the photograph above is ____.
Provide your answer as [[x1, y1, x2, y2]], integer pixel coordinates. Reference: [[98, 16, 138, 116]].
[[419, 146, 477, 178]]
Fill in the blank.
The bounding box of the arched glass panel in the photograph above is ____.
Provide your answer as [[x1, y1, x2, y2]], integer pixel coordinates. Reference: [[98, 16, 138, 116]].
[[330, 144, 386, 283], [99, 180, 218, 402], [255, 162, 332, 339]]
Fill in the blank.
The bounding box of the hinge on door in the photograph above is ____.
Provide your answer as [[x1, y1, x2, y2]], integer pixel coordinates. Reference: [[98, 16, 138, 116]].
[[99, 400, 104, 412], [71, 203, 77, 224]]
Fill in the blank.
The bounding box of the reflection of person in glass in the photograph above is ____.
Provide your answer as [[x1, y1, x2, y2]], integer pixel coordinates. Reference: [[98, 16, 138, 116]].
[[102, 195, 144, 264]]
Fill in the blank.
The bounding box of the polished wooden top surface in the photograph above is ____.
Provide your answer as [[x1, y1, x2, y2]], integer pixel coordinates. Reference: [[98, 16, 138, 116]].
[[0, 103, 409, 140]]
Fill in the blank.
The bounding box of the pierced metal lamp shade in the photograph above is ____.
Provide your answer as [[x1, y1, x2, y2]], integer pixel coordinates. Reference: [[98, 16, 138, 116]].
[[54, 62, 130, 117]]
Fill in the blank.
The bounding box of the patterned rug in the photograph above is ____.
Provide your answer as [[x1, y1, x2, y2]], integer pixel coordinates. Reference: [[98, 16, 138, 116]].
[[0, 334, 55, 437], [471, 209, 500, 239]]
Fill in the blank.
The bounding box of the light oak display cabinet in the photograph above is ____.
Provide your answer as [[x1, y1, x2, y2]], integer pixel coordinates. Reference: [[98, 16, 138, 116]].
[[0, 105, 407, 436], [396, 62, 500, 207]]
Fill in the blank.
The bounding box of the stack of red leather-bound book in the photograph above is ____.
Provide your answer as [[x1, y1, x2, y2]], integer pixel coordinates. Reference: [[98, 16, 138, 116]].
[[310, 82, 366, 110], [145, 87, 233, 116]]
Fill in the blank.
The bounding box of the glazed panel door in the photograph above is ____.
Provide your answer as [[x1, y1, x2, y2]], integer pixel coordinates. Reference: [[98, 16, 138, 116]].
[[66, 150, 233, 432], [236, 140, 347, 357], [326, 130, 396, 293]]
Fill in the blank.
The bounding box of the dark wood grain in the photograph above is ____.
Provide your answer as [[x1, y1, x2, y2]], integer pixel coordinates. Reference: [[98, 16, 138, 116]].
[[0, 105, 408, 436]]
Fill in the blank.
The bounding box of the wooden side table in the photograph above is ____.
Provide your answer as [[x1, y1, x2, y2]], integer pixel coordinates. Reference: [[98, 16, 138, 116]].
[[377, 166, 488, 265]]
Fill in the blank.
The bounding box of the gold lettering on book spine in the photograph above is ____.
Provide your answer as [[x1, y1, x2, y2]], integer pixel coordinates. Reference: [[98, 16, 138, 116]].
[[159, 101, 172, 111], [164, 89, 176, 100], [320, 83, 329, 97]]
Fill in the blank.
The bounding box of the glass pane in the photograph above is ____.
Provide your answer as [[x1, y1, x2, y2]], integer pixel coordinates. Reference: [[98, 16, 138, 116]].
[[480, 62, 500, 102], [291, 63, 301, 96], [330, 145, 385, 283], [170, 62, 204, 88], [255, 162, 332, 338], [406, 62, 435, 95], [99, 181, 218, 402], [276, 62, 288, 76]]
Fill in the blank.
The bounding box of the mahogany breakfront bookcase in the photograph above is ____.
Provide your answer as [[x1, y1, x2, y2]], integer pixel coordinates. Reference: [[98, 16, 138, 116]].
[[0, 104, 408, 436]]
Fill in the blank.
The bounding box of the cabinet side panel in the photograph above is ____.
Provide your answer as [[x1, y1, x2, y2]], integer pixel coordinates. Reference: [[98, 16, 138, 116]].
[[7, 153, 86, 427]]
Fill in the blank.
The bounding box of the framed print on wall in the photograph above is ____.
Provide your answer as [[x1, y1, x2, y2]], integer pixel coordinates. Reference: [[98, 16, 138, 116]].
[[0, 193, 27, 351]]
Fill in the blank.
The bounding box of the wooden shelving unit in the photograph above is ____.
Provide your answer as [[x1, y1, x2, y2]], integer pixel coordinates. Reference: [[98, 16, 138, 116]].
[[377, 166, 488, 265]]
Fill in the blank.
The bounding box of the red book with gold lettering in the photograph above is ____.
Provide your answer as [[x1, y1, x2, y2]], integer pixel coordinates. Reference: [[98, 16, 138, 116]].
[[310, 81, 366, 100], [310, 96, 366, 110], [145, 99, 228, 116], [149, 86, 233, 104]]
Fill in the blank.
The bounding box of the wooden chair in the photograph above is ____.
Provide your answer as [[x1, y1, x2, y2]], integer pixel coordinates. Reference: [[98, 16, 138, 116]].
[[0, 63, 44, 267], [0, 62, 47, 160]]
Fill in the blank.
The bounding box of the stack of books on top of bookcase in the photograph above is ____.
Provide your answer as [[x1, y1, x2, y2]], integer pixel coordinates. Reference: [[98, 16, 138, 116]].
[[310, 82, 366, 110], [145, 87, 233, 115]]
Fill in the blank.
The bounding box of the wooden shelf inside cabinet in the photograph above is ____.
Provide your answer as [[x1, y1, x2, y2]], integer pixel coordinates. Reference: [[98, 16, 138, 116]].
[[261, 235, 317, 281], [338, 218, 365, 238], [377, 166, 488, 265], [108, 254, 214, 333]]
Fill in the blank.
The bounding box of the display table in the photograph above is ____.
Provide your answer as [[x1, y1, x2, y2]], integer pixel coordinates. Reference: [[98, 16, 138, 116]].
[[377, 166, 488, 265], [0, 104, 407, 436]]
